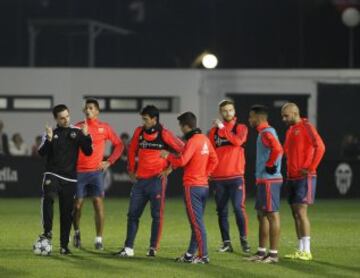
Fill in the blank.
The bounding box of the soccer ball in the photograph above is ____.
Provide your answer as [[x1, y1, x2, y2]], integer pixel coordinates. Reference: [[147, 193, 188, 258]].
[[33, 237, 52, 256]]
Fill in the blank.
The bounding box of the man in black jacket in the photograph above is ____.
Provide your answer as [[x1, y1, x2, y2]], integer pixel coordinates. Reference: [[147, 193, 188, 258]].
[[37, 104, 92, 255]]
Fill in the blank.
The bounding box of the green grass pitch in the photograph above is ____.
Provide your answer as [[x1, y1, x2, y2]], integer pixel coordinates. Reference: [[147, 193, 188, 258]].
[[0, 198, 359, 277]]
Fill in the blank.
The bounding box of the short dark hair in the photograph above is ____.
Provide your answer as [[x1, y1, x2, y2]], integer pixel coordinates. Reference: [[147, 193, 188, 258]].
[[52, 104, 69, 118], [85, 98, 100, 111], [250, 105, 269, 116], [177, 111, 197, 129], [140, 105, 159, 120], [218, 99, 235, 109], [120, 132, 130, 140]]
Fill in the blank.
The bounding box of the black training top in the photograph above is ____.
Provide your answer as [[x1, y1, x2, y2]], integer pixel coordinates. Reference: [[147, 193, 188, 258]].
[[38, 125, 93, 180]]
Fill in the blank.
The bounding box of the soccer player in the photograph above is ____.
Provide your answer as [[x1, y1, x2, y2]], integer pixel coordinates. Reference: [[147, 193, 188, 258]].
[[73, 98, 123, 250], [281, 103, 325, 261], [115, 105, 184, 257], [208, 99, 250, 253], [161, 112, 218, 264], [248, 105, 283, 263], [37, 104, 92, 255]]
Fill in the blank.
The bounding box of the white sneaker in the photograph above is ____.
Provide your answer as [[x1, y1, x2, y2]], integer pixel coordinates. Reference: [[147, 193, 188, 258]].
[[114, 247, 134, 257]]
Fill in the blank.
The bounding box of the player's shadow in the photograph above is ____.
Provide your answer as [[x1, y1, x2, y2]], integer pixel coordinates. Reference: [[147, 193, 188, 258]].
[[78, 246, 109, 256], [48, 252, 133, 273], [101, 255, 278, 278], [233, 251, 252, 258], [277, 258, 359, 278], [312, 259, 360, 274], [158, 257, 279, 278], [276, 260, 327, 277]]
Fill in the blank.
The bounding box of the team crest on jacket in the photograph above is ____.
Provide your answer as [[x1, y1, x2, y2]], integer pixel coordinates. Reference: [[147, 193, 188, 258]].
[[98, 127, 104, 133], [53, 134, 59, 139], [201, 143, 209, 155], [70, 131, 77, 139], [215, 136, 229, 147]]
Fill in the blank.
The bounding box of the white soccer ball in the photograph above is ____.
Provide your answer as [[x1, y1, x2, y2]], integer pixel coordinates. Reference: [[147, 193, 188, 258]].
[[33, 237, 52, 256]]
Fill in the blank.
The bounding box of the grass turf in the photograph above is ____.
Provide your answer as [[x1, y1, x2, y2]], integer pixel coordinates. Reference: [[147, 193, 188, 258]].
[[0, 198, 359, 277]]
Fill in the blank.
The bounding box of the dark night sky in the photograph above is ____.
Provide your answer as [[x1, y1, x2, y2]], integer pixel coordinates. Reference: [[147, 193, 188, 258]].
[[0, 0, 359, 68]]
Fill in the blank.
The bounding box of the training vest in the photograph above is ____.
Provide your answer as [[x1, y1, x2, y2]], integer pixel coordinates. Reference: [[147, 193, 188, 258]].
[[256, 127, 282, 180]]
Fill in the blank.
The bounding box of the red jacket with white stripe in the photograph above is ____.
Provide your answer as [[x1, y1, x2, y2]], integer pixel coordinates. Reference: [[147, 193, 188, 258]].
[[167, 130, 218, 187]]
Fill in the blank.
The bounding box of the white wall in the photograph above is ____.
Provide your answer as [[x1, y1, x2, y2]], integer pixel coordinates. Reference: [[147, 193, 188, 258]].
[[1, 68, 360, 148], [0, 68, 201, 148]]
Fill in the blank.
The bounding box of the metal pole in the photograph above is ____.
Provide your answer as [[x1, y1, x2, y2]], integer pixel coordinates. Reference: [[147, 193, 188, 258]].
[[297, 0, 304, 67], [28, 24, 37, 67], [349, 28, 354, 68], [88, 23, 103, 67], [88, 23, 95, 67], [17, 0, 23, 65]]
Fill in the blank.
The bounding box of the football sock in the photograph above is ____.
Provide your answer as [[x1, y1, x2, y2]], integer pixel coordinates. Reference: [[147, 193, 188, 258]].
[[269, 250, 278, 257], [302, 236, 311, 253], [298, 238, 304, 251]]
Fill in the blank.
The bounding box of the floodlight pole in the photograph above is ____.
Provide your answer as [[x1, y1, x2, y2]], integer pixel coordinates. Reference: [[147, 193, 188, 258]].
[[28, 24, 39, 67], [349, 28, 354, 68], [88, 23, 97, 67]]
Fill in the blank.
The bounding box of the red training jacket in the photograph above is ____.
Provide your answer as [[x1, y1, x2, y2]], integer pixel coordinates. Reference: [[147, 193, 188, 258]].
[[128, 125, 185, 179], [76, 118, 123, 172], [284, 118, 325, 179], [208, 118, 247, 180], [167, 132, 218, 187]]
